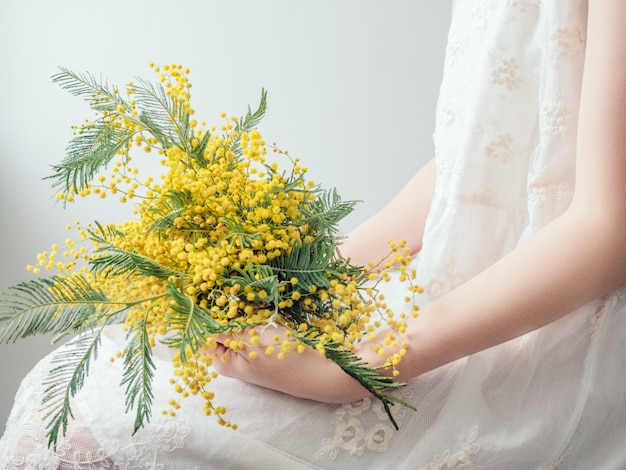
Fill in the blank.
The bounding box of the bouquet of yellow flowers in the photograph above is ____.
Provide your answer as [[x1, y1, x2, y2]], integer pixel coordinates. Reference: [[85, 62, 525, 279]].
[[0, 64, 420, 447]]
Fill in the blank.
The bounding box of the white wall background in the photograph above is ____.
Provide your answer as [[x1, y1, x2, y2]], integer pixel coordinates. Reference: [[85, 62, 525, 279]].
[[0, 1, 451, 436]]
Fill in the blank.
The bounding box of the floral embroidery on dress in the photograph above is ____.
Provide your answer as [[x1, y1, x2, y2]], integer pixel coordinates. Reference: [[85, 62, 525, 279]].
[[554, 182, 573, 203], [437, 101, 456, 128], [470, 3, 491, 31], [540, 103, 572, 135], [364, 421, 397, 453], [529, 185, 547, 207], [445, 39, 462, 69], [322, 416, 368, 458], [507, 0, 540, 13], [317, 399, 391, 458], [417, 426, 479, 470], [4, 422, 117, 470], [528, 181, 573, 208], [317, 390, 413, 460], [435, 159, 455, 182], [484, 132, 515, 162], [490, 57, 523, 90], [551, 26, 585, 57], [106, 410, 191, 469], [23, 446, 60, 470], [423, 255, 469, 300], [459, 189, 505, 209]]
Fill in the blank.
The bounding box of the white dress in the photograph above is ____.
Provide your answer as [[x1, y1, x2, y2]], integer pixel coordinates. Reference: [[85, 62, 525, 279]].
[[2, 1, 626, 468]]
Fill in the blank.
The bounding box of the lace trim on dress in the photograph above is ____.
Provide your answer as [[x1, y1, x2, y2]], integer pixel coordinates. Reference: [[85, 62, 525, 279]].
[[316, 389, 414, 461], [85, 409, 192, 470], [417, 426, 479, 470], [3, 422, 117, 470]]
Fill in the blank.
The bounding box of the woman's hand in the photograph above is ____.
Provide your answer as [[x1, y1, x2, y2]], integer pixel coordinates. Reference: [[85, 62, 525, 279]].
[[208, 160, 438, 404], [211, 325, 375, 404]]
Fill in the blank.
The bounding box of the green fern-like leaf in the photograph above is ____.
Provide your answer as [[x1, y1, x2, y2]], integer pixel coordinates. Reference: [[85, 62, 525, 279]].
[[267, 241, 333, 291], [145, 189, 196, 235], [219, 263, 282, 306], [230, 89, 267, 157], [87, 221, 182, 280], [91, 246, 182, 280], [42, 330, 105, 448], [187, 129, 213, 165], [236, 89, 267, 134], [0, 275, 113, 344], [48, 69, 138, 193], [121, 313, 156, 434], [302, 187, 358, 234], [295, 334, 414, 430], [133, 76, 190, 151], [48, 118, 135, 194], [162, 281, 226, 362], [218, 217, 262, 250], [52, 68, 129, 114], [87, 219, 125, 244]]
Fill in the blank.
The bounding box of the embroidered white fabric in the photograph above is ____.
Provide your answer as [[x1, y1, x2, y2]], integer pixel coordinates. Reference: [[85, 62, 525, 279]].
[[2, 1, 626, 468]]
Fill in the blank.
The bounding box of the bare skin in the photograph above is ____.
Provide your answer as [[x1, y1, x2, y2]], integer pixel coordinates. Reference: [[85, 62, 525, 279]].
[[213, 0, 626, 404]]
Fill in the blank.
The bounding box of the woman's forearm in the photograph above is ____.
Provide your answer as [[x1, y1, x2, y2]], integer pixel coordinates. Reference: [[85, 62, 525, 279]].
[[341, 158, 436, 266], [384, 0, 626, 383], [394, 205, 626, 382]]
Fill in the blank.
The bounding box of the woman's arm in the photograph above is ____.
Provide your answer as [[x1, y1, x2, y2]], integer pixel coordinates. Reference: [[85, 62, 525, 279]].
[[213, 0, 626, 403], [212, 158, 438, 402], [380, 0, 626, 382], [340, 157, 436, 266]]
